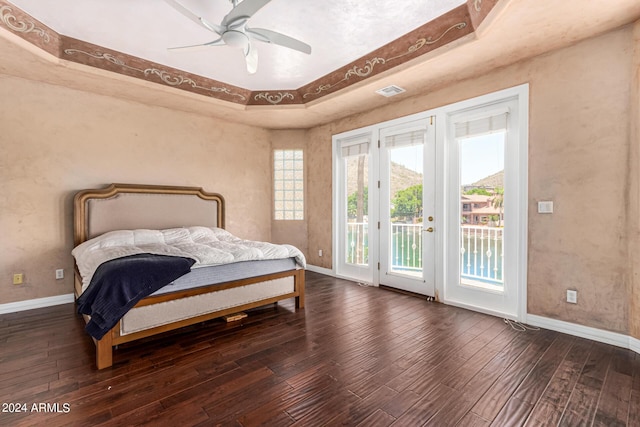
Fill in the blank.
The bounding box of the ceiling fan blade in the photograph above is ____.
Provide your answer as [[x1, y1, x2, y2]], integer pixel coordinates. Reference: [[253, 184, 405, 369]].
[[245, 42, 258, 74], [222, 0, 271, 27], [163, 0, 222, 34], [168, 38, 225, 52], [246, 28, 311, 54]]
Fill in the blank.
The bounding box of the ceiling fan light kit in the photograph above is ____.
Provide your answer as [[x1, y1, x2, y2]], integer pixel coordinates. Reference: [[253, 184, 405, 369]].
[[164, 0, 312, 74], [222, 30, 249, 48]]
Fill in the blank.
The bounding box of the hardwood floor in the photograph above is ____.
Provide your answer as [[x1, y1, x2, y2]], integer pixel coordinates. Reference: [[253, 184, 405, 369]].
[[1, 271, 639, 426]]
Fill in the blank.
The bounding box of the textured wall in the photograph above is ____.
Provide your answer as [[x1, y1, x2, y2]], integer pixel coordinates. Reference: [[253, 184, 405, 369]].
[[525, 28, 631, 333], [2, 22, 638, 337], [306, 26, 635, 333], [270, 129, 309, 256], [306, 125, 334, 269], [630, 21, 640, 340], [0, 75, 271, 304]]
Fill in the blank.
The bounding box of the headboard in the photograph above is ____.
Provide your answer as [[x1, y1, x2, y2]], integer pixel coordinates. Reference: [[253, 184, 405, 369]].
[[73, 183, 225, 246]]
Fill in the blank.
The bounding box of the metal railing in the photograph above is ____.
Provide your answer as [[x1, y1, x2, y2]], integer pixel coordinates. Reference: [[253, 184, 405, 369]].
[[390, 223, 422, 273], [461, 225, 504, 285], [346, 222, 369, 265], [346, 222, 504, 287]]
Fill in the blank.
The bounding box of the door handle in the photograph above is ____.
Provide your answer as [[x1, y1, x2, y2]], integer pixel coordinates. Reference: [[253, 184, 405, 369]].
[[424, 227, 434, 232]]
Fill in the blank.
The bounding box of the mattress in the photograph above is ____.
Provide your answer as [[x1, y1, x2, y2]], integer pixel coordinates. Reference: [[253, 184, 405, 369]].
[[152, 257, 298, 296], [72, 226, 306, 292]]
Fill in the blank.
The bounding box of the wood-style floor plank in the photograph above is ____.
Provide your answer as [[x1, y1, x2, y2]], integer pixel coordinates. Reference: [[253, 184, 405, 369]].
[[524, 338, 592, 426], [559, 343, 613, 426], [0, 271, 638, 426]]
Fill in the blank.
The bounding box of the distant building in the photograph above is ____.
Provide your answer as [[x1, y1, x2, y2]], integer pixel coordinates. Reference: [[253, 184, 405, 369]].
[[461, 194, 503, 225]]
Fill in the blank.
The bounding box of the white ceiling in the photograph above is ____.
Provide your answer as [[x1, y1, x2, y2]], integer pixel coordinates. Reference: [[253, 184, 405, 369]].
[[9, 0, 466, 90]]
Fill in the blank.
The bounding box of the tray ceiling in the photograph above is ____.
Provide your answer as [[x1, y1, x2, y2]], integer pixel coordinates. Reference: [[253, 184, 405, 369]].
[[1, 0, 640, 128], [1, 0, 495, 105]]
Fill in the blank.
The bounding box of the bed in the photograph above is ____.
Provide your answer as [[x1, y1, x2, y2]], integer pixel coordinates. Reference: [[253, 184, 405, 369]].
[[73, 183, 305, 369]]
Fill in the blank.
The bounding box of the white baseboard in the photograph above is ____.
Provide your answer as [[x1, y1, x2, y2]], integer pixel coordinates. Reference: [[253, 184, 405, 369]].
[[3, 287, 639, 356], [305, 266, 380, 288], [302, 270, 640, 356], [527, 314, 637, 354], [305, 265, 334, 276], [0, 294, 74, 315]]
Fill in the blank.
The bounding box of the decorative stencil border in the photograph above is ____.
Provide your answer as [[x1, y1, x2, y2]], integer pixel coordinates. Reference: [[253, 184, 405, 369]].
[[0, 2, 58, 55], [253, 91, 297, 105], [63, 47, 247, 101], [1, 0, 498, 106], [0, 5, 49, 42], [301, 19, 469, 100]]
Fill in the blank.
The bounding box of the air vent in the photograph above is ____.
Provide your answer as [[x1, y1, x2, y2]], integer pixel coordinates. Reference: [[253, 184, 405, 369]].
[[375, 85, 406, 97]]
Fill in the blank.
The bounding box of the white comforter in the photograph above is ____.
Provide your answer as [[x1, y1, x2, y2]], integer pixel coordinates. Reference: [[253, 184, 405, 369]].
[[72, 226, 306, 293]]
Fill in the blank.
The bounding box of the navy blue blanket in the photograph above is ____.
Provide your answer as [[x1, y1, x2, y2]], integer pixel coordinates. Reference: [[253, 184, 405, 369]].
[[77, 253, 196, 340]]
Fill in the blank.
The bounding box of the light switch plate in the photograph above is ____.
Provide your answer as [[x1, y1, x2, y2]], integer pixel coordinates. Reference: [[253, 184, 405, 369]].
[[538, 201, 554, 213]]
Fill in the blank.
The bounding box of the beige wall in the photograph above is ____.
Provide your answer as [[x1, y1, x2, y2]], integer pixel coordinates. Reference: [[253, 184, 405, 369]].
[[630, 21, 640, 340], [306, 125, 334, 269], [2, 20, 639, 338], [306, 25, 636, 334], [0, 75, 272, 304], [270, 129, 309, 256]]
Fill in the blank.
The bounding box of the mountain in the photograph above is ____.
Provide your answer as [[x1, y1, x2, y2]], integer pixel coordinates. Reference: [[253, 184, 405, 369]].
[[346, 158, 422, 198], [470, 170, 504, 189], [345, 161, 502, 197]]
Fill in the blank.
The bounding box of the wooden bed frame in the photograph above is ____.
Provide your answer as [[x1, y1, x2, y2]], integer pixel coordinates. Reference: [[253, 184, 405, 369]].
[[73, 183, 305, 369]]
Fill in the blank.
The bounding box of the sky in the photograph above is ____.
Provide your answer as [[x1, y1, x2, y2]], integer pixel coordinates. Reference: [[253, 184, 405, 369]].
[[388, 132, 505, 185], [459, 132, 505, 185]]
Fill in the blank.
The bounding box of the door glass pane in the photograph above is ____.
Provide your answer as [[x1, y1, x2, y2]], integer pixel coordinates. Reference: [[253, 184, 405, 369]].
[[459, 132, 505, 290], [388, 142, 423, 277], [345, 154, 368, 266]]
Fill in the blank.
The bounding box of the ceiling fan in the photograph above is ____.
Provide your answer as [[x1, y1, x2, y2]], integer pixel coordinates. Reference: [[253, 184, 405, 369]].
[[164, 0, 312, 74]]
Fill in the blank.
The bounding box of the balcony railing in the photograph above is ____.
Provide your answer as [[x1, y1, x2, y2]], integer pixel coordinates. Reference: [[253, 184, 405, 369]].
[[391, 223, 422, 273], [346, 222, 504, 287], [460, 225, 504, 286], [347, 222, 369, 265]]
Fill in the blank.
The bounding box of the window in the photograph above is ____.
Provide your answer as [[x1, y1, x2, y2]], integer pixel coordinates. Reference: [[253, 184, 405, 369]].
[[274, 150, 304, 220], [342, 139, 370, 266], [333, 131, 374, 282]]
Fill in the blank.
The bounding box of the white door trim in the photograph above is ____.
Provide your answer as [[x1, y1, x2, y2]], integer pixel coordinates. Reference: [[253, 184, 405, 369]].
[[332, 84, 528, 322], [378, 118, 436, 296], [436, 84, 529, 321]]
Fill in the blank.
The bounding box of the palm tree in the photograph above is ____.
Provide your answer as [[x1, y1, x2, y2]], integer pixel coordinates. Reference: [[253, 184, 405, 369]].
[[492, 187, 504, 227], [355, 155, 366, 263]]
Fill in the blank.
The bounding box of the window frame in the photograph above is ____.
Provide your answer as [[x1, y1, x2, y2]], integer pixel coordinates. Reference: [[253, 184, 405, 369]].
[[273, 149, 304, 221]]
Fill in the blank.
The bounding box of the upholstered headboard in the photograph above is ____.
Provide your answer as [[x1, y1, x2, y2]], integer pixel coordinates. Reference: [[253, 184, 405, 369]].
[[73, 183, 225, 246]]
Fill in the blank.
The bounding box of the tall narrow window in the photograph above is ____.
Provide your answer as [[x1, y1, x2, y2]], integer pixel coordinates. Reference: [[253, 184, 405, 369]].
[[385, 129, 425, 278], [274, 150, 304, 220], [341, 135, 370, 266], [456, 110, 508, 291]]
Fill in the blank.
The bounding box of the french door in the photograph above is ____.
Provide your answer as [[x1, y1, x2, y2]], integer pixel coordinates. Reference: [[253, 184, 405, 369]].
[[335, 131, 375, 284], [379, 119, 435, 296], [334, 85, 528, 321], [443, 92, 527, 320]]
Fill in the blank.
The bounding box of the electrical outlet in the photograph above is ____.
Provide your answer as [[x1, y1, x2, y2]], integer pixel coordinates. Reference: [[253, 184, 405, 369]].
[[566, 289, 577, 304], [318, 249, 323, 257], [13, 273, 23, 285], [55, 269, 64, 280]]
